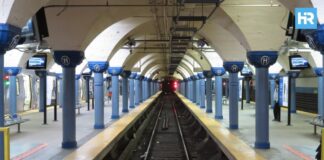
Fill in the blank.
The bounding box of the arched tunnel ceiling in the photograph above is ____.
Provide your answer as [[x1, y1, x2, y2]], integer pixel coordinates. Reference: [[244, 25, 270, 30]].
[[3, 0, 324, 79]]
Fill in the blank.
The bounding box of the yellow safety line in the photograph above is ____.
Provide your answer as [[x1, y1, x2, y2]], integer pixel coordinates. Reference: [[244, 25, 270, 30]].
[[0, 127, 10, 160]]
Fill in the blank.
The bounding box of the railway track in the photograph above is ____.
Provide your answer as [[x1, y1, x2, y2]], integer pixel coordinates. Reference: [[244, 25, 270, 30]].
[[105, 93, 228, 160], [142, 95, 190, 160]]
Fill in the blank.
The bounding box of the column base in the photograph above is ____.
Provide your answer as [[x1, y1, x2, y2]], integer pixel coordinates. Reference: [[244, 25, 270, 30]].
[[206, 109, 212, 113], [94, 124, 105, 129], [196, 102, 200, 105], [254, 142, 270, 149], [215, 115, 223, 119], [200, 105, 205, 109], [291, 110, 296, 113], [122, 109, 129, 113], [135, 103, 139, 105], [62, 141, 77, 149], [111, 115, 120, 119], [39, 109, 44, 112], [129, 105, 135, 108], [229, 124, 238, 129]]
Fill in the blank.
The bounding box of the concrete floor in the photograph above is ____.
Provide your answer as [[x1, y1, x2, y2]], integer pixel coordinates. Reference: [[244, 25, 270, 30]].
[[9, 97, 130, 160], [197, 99, 320, 160]]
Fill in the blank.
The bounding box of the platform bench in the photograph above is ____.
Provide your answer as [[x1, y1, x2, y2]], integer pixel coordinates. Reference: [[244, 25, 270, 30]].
[[310, 116, 324, 134], [4, 115, 29, 133]]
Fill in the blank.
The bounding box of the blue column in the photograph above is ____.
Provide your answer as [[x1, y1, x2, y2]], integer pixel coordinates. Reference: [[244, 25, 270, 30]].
[[75, 75, 81, 105], [269, 74, 278, 109], [184, 79, 188, 98], [212, 67, 226, 119], [108, 67, 123, 119], [88, 62, 108, 129], [224, 62, 244, 129], [4, 67, 21, 117], [129, 73, 136, 108], [314, 68, 324, 118], [0, 23, 21, 159], [287, 71, 300, 113], [187, 79, 191, 99], [142, 78, 146, 101], [247, 51, 278, 149], [57, 74, 63, 108], [203, 71, 213, 113], [189, 78, 193, 102], [135, 74, 140, 105], [36, 71, 47, 112], [121, 71, 131, 112], [241, 72, 252, 104], [148, 79, 152, 97], [53, 51, 84, 149], [139, 76, 143, 102], [200, 77, 206, 108], [196, 75, 201, 105], [192, 76, 197, 103]]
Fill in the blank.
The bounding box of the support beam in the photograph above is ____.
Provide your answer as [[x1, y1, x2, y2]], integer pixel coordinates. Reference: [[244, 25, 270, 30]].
[[247, 51, 277, 149], [224, 62, 244, 129], [203, 71, 213, 113], [53, 51, 84, 149], [211, 67, 226, 119], [121, 71, 131, 112], [88, 61, 109, 129], [108, 67, 123, 119]]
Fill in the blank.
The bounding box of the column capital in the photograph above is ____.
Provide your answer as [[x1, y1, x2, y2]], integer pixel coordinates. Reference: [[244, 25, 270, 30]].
[[314, 68, 323, 76], [197, 72, 205, 79], [303, 24, 324, 54], [88, 61, 108, 73], [223, 61, 244, 73], [147, 78, 152, 82], [0, 24, 21, 54], [53, 51, 84, 68], [121, 70, 131, 78], [75, 74, 81, 80], [203, 70, 213, 78], [35, 70, 47, 77], [143, 77, 148, 81], [108, 67, 123, 76], [287, 71, 300, 78], [247, 51, 278, 68], [211, 67, 226, 76], [129, 72, 137, 79], [135, 74, 142, 80], [4, 67, 21, 76], [269, 73, 279, 80], [191, 75, 198, 80]]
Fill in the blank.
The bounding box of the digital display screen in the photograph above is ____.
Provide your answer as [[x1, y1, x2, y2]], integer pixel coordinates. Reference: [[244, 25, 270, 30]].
[[26, 55, 47, 69], [289, 55, 310, 70]]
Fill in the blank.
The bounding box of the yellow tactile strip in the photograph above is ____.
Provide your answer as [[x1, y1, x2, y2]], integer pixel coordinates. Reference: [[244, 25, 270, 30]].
[[176, 93, 265, 160], [64, 92, 161, 160]]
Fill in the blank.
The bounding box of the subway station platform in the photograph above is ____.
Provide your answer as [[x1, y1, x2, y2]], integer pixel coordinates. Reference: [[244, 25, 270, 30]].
[[9, 98, 126, 160], [16, 92, 316, 160], [178, 94, 319, 160]]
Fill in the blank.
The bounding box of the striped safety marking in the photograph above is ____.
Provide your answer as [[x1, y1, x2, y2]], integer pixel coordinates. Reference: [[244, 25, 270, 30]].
[[12, 143, 48, 160]]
